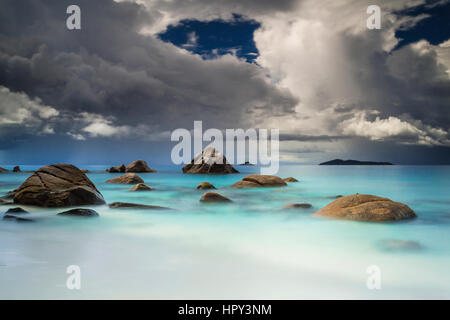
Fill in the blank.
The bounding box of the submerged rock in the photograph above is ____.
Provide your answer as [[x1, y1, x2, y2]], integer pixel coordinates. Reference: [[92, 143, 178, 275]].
[[283, 203, 312, 209], [13, 164, 105, 207], [125, 160, 156, 173], [106, 173, 144, 184], [283, 177, 299, 182], [196, 182, 216, 190], [378, 239, 422, 251], [182, 147, 239, 174], [108, 202, 169, 210], [315, 194, 416, 222], [57, 208, 99, 217], [129, 183, 153, 191], [231, 175, 287, 188], [13, 166, 21, 172], [200, 192, 232, 203], [3, 215, 33, 222], [5, 207, 28, 214], [108, 164, 126, 173]]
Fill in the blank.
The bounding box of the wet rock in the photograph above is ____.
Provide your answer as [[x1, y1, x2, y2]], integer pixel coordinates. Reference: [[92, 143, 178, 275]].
[[200, 192, 232, 203], [196, 182, 216, 190], [283, 203, 312, 209], [106, 173, 144, 184], [183, 147, 239, 174], [315, 194, 416, 222], [129, 183, 153, 191], [108, 202, 169, 210], [13, 166, 21, 172], [378, 239, 422, 251], [5, 207, 29, 214], [108, 164, 126, 173], [3, 215, 33, 222], [284, 177, 299, 182], [231, 175, 287, 188], [57, 208, 99, 217], [125, 160, 156, 173], [13, 164, 105, 207]]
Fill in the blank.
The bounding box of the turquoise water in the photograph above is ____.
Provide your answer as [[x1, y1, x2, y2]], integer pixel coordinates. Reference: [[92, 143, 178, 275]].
[[0, 165, 449, 299]]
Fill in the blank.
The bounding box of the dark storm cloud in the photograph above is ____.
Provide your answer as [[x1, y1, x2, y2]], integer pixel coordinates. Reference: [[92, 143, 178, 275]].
[[0, 0, 298, 146]]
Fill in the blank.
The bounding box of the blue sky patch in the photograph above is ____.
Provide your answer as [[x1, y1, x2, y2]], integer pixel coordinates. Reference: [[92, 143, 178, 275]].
[[158, 14, 260, 63]]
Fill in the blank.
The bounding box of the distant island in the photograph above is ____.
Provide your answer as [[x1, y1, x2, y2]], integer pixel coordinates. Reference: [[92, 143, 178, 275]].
[[319, 159, 393, 165]]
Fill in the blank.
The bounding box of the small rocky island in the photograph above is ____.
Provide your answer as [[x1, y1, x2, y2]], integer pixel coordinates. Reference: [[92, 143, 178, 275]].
[[183, 147, 239, 174], [319, 159, 393, 165]]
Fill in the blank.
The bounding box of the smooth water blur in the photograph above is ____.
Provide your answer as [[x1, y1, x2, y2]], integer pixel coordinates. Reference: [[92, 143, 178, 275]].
[[0, 165, 449, 299]]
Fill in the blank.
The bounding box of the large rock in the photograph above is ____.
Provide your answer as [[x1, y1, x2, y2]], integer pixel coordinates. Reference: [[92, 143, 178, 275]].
[[125, 160, 156, 173], [13, 164, 105, 207], [182, 147, 239, 174], [129, 183, 153, 191], [13, 166, 21, 172], [106, 173, 144, 184], [57, 208, 99, 217], [231, 175, 287, 188], [315, 194, 416, 222], [108, 164, 125, 173], [200, 192, 232, 203]]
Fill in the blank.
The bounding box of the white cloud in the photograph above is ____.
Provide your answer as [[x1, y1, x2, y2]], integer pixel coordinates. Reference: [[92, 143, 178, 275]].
[[0, 85, 59, 134]]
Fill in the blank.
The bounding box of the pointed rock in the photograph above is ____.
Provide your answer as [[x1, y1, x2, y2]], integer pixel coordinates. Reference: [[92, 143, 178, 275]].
[[129, 183, 153, 191], [125, 160, 156, 173], [200, 192, 232, 203], [183, 147, 238, 174]]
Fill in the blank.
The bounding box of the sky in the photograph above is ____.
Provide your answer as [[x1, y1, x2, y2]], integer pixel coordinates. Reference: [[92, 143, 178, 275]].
[[0, 0, 449, 166]]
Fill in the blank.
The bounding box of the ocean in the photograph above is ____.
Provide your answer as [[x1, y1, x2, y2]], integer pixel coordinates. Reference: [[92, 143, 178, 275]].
[[0, 165, 449, 299]]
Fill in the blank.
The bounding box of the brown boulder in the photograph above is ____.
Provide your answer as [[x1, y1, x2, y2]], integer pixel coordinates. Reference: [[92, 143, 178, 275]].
[[108, 164, 125, 173], [125, 160, 156, 173], [106, 173, 144, 184], [129, 183, 153, 191], [183, 147, 238, 174], [13, 166, 21, 172], [13, 164, 105, 207], [231, 175, 287, 188], [284, 177, 299, 182], [315, 194, 416, 222], [200, 192, 232, 203], [196, 182, 216, 190]]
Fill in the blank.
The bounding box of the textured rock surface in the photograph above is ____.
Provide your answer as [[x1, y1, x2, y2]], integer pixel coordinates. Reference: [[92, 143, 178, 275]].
[[125, 160, 156, 173], [196, 182, 216, 190], [57, 208, 99, 217], [315, 194, 416, 222], [284, 177, 299, 182], [108, 202, 169, 210], [13, 164, 105, 207], [183, 147, 238, 174], [231, 175, 287, 188], [200, 192, 232, 203], [106, 173, 144, 184], [283, 203, 312, 209], [129, 183, 153, 191]]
